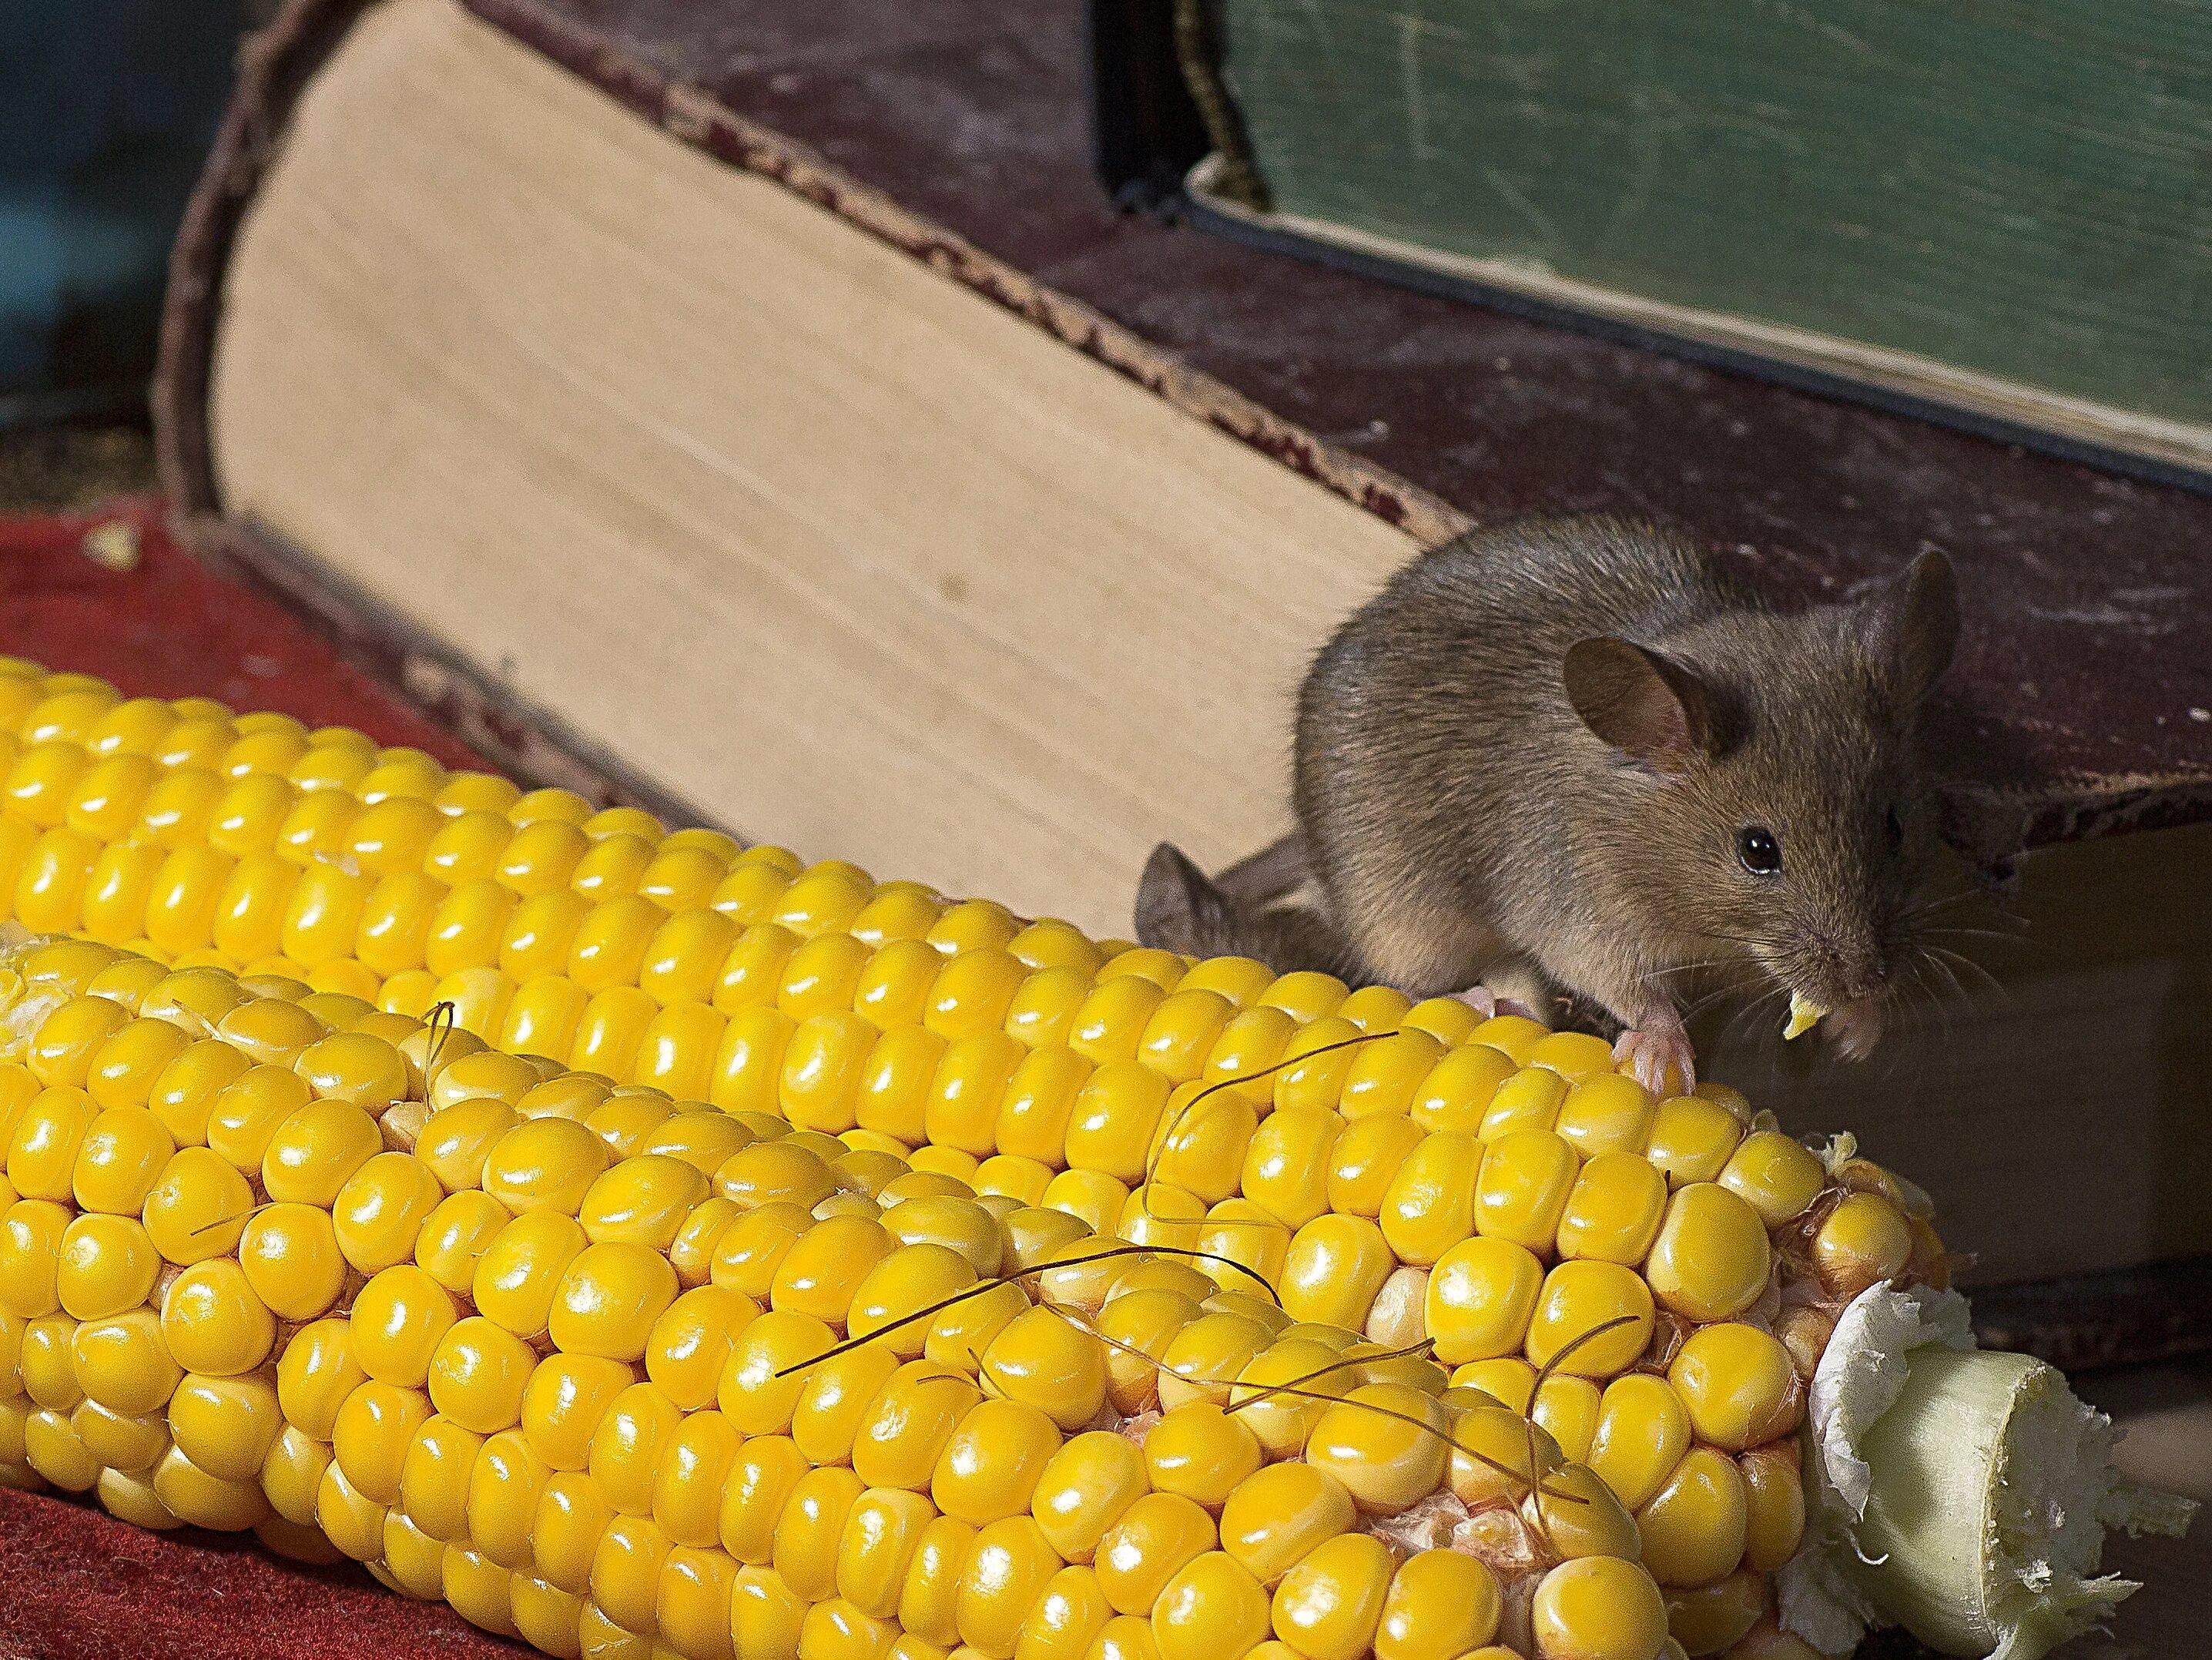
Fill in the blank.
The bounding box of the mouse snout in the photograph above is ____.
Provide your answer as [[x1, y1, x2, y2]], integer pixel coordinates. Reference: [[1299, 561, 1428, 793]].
[[1838, 952, 1887, 1004], [1800, 930, 1887, 1005]]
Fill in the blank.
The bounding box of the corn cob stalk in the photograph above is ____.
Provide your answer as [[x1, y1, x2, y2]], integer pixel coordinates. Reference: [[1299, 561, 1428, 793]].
[[0, 666, 2192, 1655], [0, 942, 1687, 1660]]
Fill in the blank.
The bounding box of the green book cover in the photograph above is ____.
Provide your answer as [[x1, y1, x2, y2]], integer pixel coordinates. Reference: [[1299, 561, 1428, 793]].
[[1208, 0, 2212, 471]]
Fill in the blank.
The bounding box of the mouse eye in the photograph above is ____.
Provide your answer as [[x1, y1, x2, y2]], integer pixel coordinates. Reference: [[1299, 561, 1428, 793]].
[[1736, 826, 1782, 876], [1885, 804, 1905, 850]]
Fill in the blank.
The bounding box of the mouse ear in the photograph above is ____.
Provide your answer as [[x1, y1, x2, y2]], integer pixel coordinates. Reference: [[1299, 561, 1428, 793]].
[[1561, 636, 1714, 772], [1871, 548, 1960, 707]]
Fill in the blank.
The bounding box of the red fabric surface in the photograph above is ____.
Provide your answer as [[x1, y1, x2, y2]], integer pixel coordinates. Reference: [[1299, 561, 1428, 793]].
[[0, 499, 481, 765], [0, 1488, 524, 1660], [0, 503, 507, 1657]]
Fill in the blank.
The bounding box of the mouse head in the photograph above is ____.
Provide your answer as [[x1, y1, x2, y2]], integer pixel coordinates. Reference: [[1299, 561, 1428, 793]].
[[1562, 550, 1959, 1054]]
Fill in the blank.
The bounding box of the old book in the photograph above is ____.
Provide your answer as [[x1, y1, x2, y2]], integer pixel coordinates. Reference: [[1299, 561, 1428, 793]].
[[1165, 0, 2212, 488], [159, 0, 2212, 1347]]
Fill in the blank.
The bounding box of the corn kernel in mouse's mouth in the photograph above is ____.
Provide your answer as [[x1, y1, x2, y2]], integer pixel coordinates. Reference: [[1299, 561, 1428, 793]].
[[1785, 990, 1828, 1039]]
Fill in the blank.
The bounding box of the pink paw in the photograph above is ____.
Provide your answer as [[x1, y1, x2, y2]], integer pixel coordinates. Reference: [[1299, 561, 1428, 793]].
[[1450, 986, 1539, 1021], [1614, 1025, 1697, 1095]]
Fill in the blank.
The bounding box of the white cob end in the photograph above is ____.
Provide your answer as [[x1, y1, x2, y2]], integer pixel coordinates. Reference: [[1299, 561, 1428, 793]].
[[1780, 1284, 2196, 1658]]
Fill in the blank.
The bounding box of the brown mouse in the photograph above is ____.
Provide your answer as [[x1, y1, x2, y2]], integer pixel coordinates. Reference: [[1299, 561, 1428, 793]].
[[1137, 515, 1959, 1091]]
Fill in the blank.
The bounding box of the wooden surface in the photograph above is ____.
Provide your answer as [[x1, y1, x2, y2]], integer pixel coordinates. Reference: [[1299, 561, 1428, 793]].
[[206, 0, 1417, 936]]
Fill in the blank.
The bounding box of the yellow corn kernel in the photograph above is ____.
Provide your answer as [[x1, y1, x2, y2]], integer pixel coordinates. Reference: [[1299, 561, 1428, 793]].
[[1217, 1461, 1353, 1587], [1376, 1549, 1501, 1660], [1324, 1116, 1426, 1220], [592, 1510, 673, 1631], [20, 1313, 82, 1408], [645, 1283, 757, 1411], [1242, 971, 1339, 1027], [1266, 1016, 1360, 1117], [1334, 1029, 1441, 1122], [0, 1197, 69, 1316], [350, 1263, 459, 1389], [1094, 1490, 1216, 1617], [1636, 1447, 1749, 1587], [1811, 1192, 1914, 1299], [1525, 1260, 1655, 1378], [1324, 985, 1405, 1035], [1269, 1531, 1393, 1660], [889, 1514, 972, 1648], [926, 949, 1031, 1044], [841, 1371, 972, 1507], [1012, 1429, 1142, 1567], [1473, 1128, 1580, 1252], [1476, 1066, 1569, 1141], [1644, 1097, 1745, 1189], [1376, 1130, 1482, 1265], [1156, 1311, 1272, 1413], [1644, 1185, 1771, 1323], [1661, 1567, 1762, 1656], [1003, 965, 1094, 1053], [330, 1376, 433, 1506], [918, 897, 1017, 957], [1715, 1132, 1825, 1228], [1552, 1074, 1655, 1159], [977, 1303, 1107, 1430], [54, 1213, 158, 1320], [581, 1378, 680, 1520], [1302, 1383, 1448, 1514], [1198, 1007, 1295, 1104], [1585, 1373, 1692, 1514], [1239, 1105, 1339, 1229], [1738, 1442, 1807, 1574], [484, 1116, 612, 1217], [925, 1395, 1059, 1525], [957, 1514, 1066, 1658], [1137, 1400, 1257, 1511], [791, 1340, 901, 1468], [398, 1411, 484, 1540], [1426, 1236, 1543, 1364], [1666, 1323, 1799, 1453], [1553, 1151, 1668, 1267], [773, 1463, 864, 1601], [1530, 1555, 1669, 1660], [1041, 1169, 1129, 1237], [1056, 1061, 1168, 1185], [703, 1000, 800, 1119], [1151, 1550, 1270, 1660], [1402, 1042, 1509, 1135], [333, 1150, 443, 1274], [924, 1033, 1025, 1158], [1279, 1214, 1393, 1331]]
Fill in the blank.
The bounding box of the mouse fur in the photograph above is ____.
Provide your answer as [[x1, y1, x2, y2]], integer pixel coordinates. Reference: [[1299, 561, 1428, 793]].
[[1138, 514, 1959, 1088]]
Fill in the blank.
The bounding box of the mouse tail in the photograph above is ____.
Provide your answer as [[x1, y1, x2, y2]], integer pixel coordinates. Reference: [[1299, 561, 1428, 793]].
[[1134, 840, 1366, 980]]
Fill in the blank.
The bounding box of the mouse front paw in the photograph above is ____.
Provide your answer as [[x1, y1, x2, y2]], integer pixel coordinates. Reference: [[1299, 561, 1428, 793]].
[[1449, 984, 1540, 1022], [1614, 1022, 1697, 1095]]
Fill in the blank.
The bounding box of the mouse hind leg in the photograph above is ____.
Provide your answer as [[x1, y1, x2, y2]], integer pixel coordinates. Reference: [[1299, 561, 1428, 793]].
[[1331, 869, 1528, 1005]]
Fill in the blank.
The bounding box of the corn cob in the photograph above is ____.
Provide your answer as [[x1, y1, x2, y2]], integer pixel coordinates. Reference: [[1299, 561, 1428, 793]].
[[0, 944, 1691, 1660], [0, 667, 2191, 1655]]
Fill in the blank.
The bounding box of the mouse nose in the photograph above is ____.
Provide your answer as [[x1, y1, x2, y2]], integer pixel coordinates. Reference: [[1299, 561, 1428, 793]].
[[1839, 947, 1887, 1003]]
